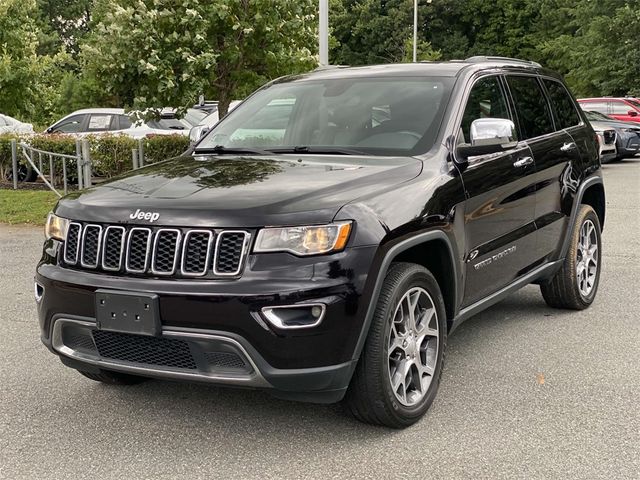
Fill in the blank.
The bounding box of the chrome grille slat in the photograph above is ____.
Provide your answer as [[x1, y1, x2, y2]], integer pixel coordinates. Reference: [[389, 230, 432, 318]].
[[151, 229, 182, 275], [64, 222, 82, 265], [213, 231, 250, 276], [63, 223, 248, 278], [125, 228, 152, 273], [80, 224, 102, 268], [101, 226, 126, 271], [181, 230, 213, 277]]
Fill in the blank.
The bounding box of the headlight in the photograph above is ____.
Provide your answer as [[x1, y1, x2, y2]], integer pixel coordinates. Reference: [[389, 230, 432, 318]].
[[44, 212, 69, 241], [254, 221, 352, 256]]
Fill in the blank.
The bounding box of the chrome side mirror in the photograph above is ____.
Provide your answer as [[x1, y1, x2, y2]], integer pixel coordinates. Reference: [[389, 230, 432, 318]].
[[456, 118, 518, 162], [470, 118, 517, 147]]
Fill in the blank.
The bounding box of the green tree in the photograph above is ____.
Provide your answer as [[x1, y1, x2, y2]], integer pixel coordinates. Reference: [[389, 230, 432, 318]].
[[0, 0, 42, 117], [331, 0, 440, 65], [539, 1, 640, 96], [83, 0, 318, 117], [35, 0, 94, 56]]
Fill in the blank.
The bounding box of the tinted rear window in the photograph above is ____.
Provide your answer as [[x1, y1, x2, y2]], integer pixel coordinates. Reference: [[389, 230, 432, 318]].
[[543, 79, 581, 129], [507, 76, 554, 139]]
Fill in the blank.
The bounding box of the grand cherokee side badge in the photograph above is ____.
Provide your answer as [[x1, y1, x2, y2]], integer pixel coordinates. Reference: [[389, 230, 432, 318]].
[[129, 209, 160, 222], [473, 245, 517, 270]]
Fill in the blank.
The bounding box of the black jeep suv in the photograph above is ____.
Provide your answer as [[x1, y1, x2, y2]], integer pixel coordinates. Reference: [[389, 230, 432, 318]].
[[36, 57, 605, 428]]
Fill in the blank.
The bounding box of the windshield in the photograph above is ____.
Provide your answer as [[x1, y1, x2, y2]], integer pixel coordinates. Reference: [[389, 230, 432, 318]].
[[198, 76, 454, 156], [627, 99, 640, 109], [584, 111, 612, 121], [146, 118, 188, 130]]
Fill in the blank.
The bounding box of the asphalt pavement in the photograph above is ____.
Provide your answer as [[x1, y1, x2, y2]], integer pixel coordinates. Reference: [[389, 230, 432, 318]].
[[0, 159, 639, 479]]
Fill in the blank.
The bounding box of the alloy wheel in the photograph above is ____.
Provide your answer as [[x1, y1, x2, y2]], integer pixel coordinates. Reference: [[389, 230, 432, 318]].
[[387, 287, 439, 407], [576, 219, 598, 297]]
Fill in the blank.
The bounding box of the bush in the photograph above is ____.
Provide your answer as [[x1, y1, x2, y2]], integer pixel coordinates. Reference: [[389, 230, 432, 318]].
[[0, 133, 190, 182]]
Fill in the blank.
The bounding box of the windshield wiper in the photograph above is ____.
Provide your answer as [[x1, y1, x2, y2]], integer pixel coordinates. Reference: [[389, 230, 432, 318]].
[[268, 146, 366, 155], [193, 145, 272, 156]]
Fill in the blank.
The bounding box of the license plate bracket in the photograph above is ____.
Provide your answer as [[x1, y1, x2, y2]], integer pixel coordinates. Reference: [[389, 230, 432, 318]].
[[95, 289, 160, 336]]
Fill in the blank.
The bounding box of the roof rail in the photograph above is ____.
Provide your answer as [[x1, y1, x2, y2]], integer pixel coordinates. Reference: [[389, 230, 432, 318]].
[[465, 56, 542, 68]]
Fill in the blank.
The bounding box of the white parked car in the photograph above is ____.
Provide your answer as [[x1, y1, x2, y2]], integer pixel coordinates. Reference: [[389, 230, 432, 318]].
[[0, 113, 34, 135], [189, 101, 242, 143], [45, 108, 207, 139]]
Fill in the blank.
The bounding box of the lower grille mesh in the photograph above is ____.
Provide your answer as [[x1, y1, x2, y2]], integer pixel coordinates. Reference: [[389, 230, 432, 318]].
[[92, 330, 197, 369], [204, 351, 246, 370]]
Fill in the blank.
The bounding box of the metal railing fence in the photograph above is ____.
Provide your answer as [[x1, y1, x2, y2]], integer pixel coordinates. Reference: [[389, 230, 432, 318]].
[[9, 138, 149, 196]]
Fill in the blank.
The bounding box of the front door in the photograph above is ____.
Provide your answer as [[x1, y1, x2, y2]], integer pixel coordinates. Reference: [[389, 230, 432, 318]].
[[457, 75, 538, 307]]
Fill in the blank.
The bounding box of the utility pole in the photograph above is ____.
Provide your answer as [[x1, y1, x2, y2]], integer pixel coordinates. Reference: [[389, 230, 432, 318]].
[[319, 0, 329, 66]]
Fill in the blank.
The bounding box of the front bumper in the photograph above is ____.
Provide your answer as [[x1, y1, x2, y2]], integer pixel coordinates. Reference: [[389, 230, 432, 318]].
[[36, 243, 378, 403], [616, 133, 640, 156]]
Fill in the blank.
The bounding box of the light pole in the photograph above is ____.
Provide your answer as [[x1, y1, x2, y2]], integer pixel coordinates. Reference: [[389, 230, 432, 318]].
[[319, 0, 329, 66], [413, 0, 418, 62], [413, 0, 432, 63]]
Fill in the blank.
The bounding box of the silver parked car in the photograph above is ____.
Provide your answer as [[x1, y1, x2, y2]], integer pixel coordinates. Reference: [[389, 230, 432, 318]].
[[45, 108, 207, 139]]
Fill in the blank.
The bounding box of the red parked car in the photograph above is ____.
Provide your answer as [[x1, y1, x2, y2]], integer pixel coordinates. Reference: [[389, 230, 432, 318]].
[[578, 97, 640, 123]]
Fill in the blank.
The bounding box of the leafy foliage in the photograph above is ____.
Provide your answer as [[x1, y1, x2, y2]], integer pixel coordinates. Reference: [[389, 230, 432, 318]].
[[2, 0, 640, 126], [83, 0, 317, 117]]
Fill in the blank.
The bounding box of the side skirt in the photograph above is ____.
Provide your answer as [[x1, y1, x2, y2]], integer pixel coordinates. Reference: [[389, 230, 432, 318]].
[[449, 259, 563, 334]]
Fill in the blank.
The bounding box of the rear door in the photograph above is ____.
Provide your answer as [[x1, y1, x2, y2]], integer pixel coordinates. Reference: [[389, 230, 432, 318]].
[[457, 75, 538, 307], [505, 75, 582, 262]]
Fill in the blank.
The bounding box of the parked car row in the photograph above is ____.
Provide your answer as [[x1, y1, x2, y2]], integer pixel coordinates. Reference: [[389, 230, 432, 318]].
[[44, 108, 208, 139], [583, 110, 640, 161]]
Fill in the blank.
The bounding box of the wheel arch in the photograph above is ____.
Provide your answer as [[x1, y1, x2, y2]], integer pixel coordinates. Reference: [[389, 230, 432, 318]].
[[559, 175, 605, 260], [351, 230, 460, 364], [581, 182, 605, 230]]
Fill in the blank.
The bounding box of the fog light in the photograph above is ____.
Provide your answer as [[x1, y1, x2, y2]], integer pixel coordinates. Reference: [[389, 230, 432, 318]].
[[261, 303, 326, 330]]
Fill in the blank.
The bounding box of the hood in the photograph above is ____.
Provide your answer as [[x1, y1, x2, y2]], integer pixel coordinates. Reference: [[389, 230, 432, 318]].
[[589, 120, 640, 132], [55, 154, 422, 227]]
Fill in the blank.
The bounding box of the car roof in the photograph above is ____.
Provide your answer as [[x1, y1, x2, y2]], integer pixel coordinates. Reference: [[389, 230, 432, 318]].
[[275, 57, 554, 83], [69, 108, 126, 115], [578, 97, 636, 102]]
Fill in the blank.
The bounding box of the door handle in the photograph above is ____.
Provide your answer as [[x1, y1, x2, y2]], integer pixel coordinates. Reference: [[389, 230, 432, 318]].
[[560, 142, 577, 152], [513, 156, 534, 168]]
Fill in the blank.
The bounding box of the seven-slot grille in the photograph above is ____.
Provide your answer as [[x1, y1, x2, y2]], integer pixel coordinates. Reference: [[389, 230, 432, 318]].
[[63, 222, 250, 278]]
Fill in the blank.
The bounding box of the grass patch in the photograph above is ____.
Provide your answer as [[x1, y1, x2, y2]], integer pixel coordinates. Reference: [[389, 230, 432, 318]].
[[0, 188, 58, 225]]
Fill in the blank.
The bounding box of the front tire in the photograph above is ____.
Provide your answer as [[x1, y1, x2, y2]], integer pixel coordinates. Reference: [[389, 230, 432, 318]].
[[344, 263, 447, 428], [540, 205, 602, 309]]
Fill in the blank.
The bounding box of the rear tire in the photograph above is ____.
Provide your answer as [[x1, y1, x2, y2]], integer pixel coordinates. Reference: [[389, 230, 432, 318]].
[[344, 262, 447, 428], [3, 163, 36, 183], [78, 369, 148, 385], [540, 205, 602, 309]]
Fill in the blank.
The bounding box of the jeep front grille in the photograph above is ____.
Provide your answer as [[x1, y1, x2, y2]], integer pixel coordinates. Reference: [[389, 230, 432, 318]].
[[63, 222, 250, 278]]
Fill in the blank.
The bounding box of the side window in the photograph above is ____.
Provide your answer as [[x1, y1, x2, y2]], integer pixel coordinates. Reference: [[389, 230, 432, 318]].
[[87, 114, 113, 131], [460, 76, 510, 144], [543, 79, 581, 129], [610, 100, 631, 115], [53, 115, 86, 133], [118, 115, 133, 129], [580, 101, 608, 114], [507, 76, 555, 139]]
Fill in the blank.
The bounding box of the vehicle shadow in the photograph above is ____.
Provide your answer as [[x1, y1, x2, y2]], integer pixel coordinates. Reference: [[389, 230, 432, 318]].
[[58, 287, 561, 441]]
